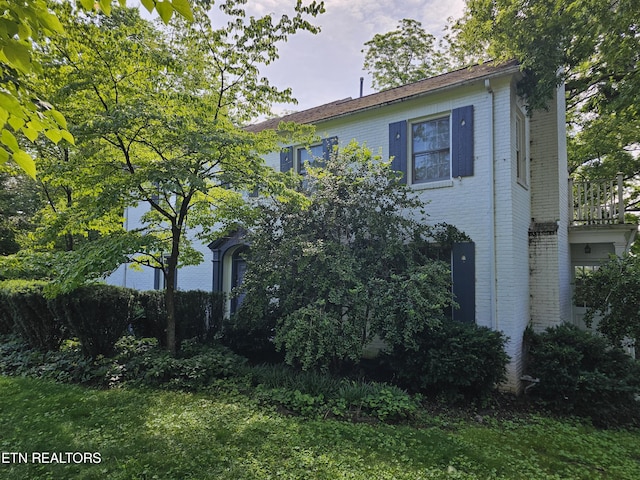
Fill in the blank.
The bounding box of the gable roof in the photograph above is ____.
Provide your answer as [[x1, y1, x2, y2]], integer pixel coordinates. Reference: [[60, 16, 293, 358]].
[[246, 60, 520, 133]]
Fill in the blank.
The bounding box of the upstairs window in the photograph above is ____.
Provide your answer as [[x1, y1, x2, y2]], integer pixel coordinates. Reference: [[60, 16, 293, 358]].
[[297, 144, 325, 175], [280, 136, 338, 174], [389, 105, 473, 185], [412, 116, 450, 184]]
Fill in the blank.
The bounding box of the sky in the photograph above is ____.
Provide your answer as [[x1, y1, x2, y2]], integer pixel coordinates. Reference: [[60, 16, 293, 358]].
[[248, 0, 467, 114]]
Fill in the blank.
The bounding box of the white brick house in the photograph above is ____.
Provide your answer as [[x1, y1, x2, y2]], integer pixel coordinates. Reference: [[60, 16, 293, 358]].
[[108, 61, 637, 391]]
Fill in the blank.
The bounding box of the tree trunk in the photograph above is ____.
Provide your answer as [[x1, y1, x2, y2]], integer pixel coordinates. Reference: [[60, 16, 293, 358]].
[[165, 227, 180, 355]]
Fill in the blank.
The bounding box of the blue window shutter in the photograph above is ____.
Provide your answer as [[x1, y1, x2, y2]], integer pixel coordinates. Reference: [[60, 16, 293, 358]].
[[280, 146, 293, 172], [388, 121, 407, 183], [322, 136, 338, 162], [452, 242, 475, 323], [451, 105, 474, 177]]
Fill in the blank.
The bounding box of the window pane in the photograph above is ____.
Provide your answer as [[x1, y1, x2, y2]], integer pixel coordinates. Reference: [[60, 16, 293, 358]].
[[413, 150, 450, 183]]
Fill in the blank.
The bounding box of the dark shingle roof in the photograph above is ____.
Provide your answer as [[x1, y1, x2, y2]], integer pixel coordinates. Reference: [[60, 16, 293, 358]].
[[246, 60, 520, 133]]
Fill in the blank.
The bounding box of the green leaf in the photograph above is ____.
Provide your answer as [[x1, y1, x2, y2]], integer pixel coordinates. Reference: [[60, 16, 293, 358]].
[[44, 128, 63, 144], [0, 106, 8, 127], [0, 92, 23, 115], [48, 109, 68, 129], [171, 0, 194, 22], [12, 150, 36, 179], [22, 126, 39, 142], [8, 115, 25, 132], [155, 2, 174, 24], [79, 0, 94, 10], [17, 23, 32, 40], [1, 129, 20, 153], [140, 0, 156, 13], [99, 0, 112, 16], [38, 12, 64, 34], [0, 147, 8, 164], [61, 130, 75, 145], [3, 42, 32, 74]]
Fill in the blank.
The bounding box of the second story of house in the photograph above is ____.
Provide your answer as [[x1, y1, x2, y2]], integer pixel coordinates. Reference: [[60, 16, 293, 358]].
[[247, 60, 566, 253]]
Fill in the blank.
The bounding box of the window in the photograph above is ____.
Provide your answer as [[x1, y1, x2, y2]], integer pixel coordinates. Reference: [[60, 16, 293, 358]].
[[389, 106, 473, 185], [280, 137, 338, 173], [412, 116, 450, 184], [516, 112, 527, 185], [297, 144, 324, 175]]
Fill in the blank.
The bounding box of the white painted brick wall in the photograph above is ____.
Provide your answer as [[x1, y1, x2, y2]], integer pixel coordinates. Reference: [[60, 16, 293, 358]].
[[528, 84, 571, 334]]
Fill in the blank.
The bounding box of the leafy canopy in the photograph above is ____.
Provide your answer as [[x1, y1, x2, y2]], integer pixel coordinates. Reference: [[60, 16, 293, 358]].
[[453, 0, 640, 216], [0, 0, 194, 178], [362, 19, 452, 91]]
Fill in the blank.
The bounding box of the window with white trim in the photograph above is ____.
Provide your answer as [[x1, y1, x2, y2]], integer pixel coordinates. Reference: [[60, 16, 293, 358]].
[[411, 116, 451, 184]]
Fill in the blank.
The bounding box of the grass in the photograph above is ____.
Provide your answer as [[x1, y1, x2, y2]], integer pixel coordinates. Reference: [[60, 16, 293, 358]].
[[2, 376, 640, 479]]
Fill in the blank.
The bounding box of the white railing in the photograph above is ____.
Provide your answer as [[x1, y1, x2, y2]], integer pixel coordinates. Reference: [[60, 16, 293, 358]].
[[569, 173, 625, 225]]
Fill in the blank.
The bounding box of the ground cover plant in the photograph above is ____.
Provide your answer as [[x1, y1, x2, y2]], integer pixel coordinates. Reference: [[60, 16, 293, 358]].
[[2, 375, 640, 479]]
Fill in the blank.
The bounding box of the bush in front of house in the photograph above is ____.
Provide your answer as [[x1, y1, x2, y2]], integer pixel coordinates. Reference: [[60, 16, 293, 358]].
[[131, 290, 225, 347], [0, 333, 248, 390], [379, 320, 510, 402], [250, 363, 418, 421], [526, 323, 640, 427], [51, 284, 134, 357], [0, 280, 67, 351], [0, 286, 14, 334]]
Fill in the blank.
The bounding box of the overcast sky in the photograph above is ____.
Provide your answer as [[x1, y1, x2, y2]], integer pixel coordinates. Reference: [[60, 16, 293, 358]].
[[250, 0, 466, 114]]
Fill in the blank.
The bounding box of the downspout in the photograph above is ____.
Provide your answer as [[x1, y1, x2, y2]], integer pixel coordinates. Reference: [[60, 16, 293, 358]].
[[485, 79, 498, 330]]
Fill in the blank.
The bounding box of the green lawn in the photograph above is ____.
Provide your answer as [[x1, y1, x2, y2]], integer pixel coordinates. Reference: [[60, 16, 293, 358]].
[[1, 376, 639, 479]]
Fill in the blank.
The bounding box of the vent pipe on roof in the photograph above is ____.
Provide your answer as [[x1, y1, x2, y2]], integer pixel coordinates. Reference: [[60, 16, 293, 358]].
[[359, 77, 364, 98]]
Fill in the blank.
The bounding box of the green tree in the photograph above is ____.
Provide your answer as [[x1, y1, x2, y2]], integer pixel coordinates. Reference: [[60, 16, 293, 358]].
[[18, 2, 322, 354], [0, 0, 195, 178], [362, 19, 452, 91], [578, 254, 640, 350], [453, 0, 640, 216], [0, 168, 41, 255], [237, 142, 466, 372]]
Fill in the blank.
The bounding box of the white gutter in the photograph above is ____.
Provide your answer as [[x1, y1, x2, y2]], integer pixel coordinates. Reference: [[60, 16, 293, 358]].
[[485, 79, 498, 330]]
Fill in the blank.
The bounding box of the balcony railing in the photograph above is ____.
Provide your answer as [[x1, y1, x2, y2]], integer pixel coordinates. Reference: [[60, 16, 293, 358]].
[[570, 173, 625, 226]]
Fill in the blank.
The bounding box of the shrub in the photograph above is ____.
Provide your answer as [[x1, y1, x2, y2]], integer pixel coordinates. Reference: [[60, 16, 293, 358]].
[[130, 290, 166, 344], [131, 290, 224, 346], [126, 339, 248, 390], [250, 364, 417, 421], [0, 280, 66, 351], [379, 320, 509, 402], [52, 284, 134, 357], [175, 290, 224, 342], [0, 333, 108, 385], [526, 323, 640, 427], [0, 287, 14, 334]]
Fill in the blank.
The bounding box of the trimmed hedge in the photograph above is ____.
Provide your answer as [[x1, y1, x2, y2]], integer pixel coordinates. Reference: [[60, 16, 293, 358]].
[[1, 280, 224, 357], [131, 290, 224, 346], [0, 280, 66, 351], [51, 284, 134, 357], [379, 320, 509, 402], [525, 323, 640, 427]]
